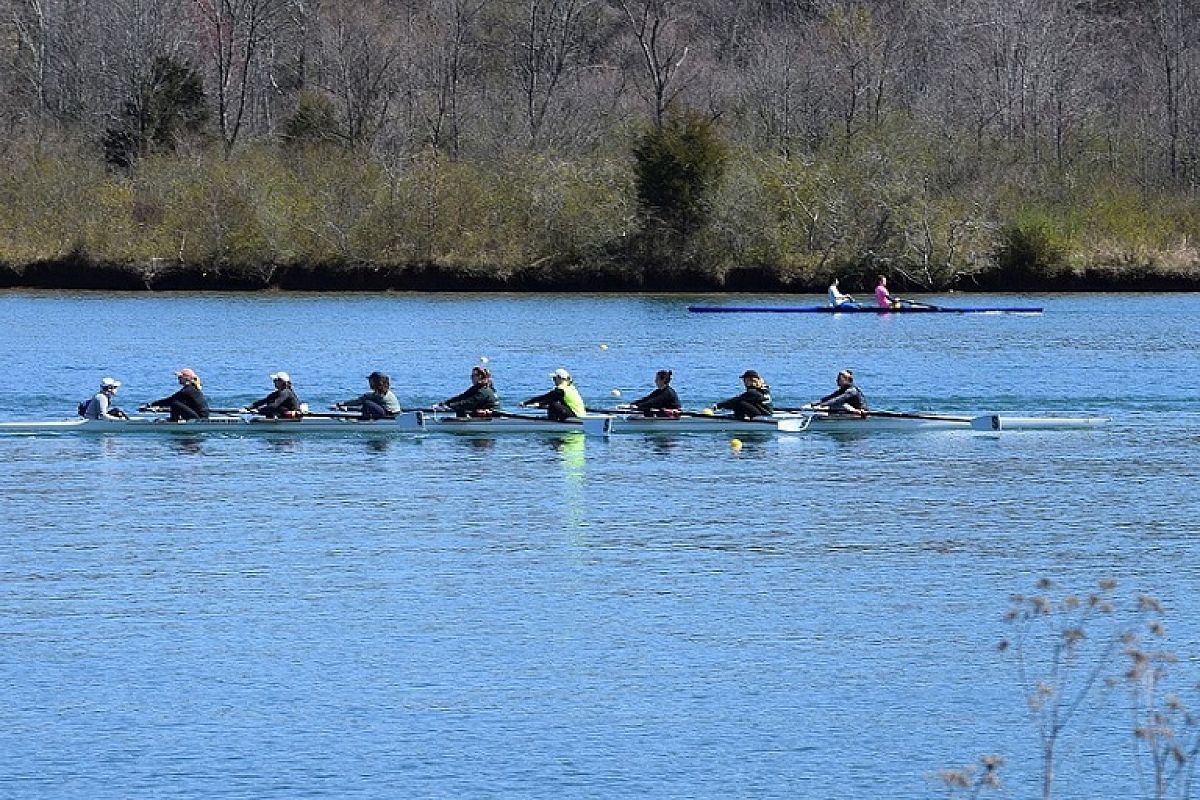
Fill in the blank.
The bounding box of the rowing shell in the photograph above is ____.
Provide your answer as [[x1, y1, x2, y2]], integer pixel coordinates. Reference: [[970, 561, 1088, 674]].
[[0, 412, 786, 436], [0, 410, 1109, 436], [687, 305, 1044, 314], [775, 410, 1109, 433]]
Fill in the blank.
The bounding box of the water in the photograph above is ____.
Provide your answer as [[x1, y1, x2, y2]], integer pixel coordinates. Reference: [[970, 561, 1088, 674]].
[[0, 291, 1198, 799]]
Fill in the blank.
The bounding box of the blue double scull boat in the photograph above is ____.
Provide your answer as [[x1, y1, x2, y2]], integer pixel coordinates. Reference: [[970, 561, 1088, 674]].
[[687, 304, 1043, 314]]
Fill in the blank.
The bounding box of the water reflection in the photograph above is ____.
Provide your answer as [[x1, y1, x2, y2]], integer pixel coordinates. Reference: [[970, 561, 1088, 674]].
[[557, 433, 587, 537], [166, 436, 207, 456], [462, 437, 496, 452]]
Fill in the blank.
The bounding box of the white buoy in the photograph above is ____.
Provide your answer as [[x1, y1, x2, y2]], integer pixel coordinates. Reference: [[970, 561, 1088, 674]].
[[599, 343, 609, 350], [479, 356, 489, 363]]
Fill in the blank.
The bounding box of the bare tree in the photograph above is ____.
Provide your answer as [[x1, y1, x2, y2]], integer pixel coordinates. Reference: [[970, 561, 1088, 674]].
[[611, 0, 693, 127], [315, 0, 405, 149], [1135, 0, 1200, 185], [400, 0, 491, 158], [503, 0, 614, 148], [8, 0, 50, 114], [191, 0, 290, 153], [814, 0, 909, 142]]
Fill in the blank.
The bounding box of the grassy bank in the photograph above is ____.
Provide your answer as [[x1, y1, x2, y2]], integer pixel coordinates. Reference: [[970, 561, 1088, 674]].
[[2, 134, 1199, 292]]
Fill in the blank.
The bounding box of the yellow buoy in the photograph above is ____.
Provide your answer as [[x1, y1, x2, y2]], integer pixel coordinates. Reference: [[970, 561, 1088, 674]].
[[702, 407, 715, 416], [599, 343, 609, 350], [730, 438, 743, 450], [610, 389, 621, 397]]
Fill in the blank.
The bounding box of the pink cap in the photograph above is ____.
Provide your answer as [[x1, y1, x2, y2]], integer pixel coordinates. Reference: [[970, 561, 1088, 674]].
[[176, 368, 198, 380]]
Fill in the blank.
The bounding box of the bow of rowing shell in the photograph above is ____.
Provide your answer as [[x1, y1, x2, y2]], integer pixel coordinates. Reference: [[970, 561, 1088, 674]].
[[0, 410, 1109, 436]]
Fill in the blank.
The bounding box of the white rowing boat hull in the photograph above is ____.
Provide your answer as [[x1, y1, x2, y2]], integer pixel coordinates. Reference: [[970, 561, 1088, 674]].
[[0, 413, 786, 435], [0, 411, 1109, 436]]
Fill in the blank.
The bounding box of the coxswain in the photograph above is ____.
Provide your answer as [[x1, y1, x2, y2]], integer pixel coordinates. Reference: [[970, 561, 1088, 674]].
[[812, 369, 868, 414], [521, 368, 585, 421], [142, 368, 210, 421], [627, 370, 681, 417], [715, 370, 773, 419], [827, 277, 857, 308], [438, 366, 499, 417], [81, 377, 129, 420], [335, 371, 401, 419], [246, 372, 302, 418]]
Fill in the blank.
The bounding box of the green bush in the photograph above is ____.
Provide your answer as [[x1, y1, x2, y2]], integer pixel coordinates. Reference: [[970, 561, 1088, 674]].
[[632, 112, 729, 250], [994, 215, 1068, 275]]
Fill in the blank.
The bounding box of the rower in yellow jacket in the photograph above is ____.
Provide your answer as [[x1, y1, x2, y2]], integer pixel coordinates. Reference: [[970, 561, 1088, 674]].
[[521, 368, 585, 421]]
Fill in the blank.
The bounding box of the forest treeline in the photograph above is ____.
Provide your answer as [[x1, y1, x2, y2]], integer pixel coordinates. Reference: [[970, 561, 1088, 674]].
[[1, 0, 1199, 291]]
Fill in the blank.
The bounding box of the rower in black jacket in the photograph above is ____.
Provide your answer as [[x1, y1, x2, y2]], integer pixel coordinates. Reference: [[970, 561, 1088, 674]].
[[715, 370, 773, 419], [628, 370, 681, 417], [143, 368, 210, 421], [440, 367, 499, 417], [812, 369, 867, 414], [246, 372, 302, 418]]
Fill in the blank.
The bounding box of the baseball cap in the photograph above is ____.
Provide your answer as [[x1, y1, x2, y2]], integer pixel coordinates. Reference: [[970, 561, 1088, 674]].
[[176, 368, 198, 380], [270, 371, 291, 383], [100, 377, 121, 389], [551, 368, 571, 381]]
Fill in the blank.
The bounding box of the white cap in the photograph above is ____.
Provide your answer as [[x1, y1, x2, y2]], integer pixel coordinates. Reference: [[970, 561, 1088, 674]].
[[270, 371, 291, 383], [551, 368, 571, 381], [100, 377, 121, 389]]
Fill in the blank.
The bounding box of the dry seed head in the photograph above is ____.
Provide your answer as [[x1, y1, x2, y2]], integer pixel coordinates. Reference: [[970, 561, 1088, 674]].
[[938, 769, 972, 788], [1138, 595, 1164, 613]]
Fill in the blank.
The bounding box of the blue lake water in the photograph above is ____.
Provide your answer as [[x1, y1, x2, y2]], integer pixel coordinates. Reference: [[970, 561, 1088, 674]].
[[1, 291, 1198, 799]]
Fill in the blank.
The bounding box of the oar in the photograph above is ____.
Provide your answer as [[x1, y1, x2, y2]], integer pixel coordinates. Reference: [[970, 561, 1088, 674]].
[[896, 298, 940, 310], [786, 407, 972, 422], [301, 410, 366, 419], [500, 409, 582, 423], [687, 408, 778, 424], [499, 409, 610, 436]]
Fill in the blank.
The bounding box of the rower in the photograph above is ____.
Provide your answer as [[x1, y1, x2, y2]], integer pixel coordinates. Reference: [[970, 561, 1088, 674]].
[[334, 371, 401, 419], [81, 377, 129, 420], [245, 371, 302, 418], [626, 369, 681, 417], [875, 275, 899, 308], [142, 368, 210, 421], [812, 369, 868, 415], [521, 368, 584, 421], [438, 366, 499, 418], [827, 277, 857, 308], [715, 370, 773, 419]]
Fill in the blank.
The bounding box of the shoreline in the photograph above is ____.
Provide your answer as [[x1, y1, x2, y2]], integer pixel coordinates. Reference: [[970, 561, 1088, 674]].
[[2, 259, 1199, 293]]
